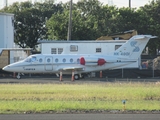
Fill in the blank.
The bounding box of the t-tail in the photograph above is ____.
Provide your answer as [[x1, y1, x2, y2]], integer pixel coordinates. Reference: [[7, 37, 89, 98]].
[[113, 35, 157, 59]]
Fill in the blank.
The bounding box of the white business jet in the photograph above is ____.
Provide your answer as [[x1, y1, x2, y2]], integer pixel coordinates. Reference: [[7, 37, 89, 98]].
[[3, 35, 156, 80]]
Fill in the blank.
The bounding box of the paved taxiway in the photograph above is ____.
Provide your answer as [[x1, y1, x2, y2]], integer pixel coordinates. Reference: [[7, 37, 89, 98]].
[[0, 114, 160, 120], [0, 76, 160, 84]]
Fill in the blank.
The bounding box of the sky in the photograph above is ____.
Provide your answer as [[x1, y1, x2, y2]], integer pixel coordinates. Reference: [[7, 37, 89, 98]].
[[0, 0, 151, 9]]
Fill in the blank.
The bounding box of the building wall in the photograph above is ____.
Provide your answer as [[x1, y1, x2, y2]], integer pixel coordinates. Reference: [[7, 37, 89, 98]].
[[0, 13, 14, 67], [41, 41, 126, 55], [0, 50, 9, 68], [0, 13, 14, 48]]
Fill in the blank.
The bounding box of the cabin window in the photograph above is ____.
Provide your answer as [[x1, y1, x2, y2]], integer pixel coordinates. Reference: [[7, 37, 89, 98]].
[[63, 58, 66, 63], [70, 58, 73, 63], [39, 58, 43, 63], [55, 58, 58, 63], [115, 45, 122, 50], [51, 48, 57, 54], [47, 58, 51, 63], [70, 45, 78, 52], [58, 48, 63, 54], [77, 58, 80, 63], [96, 48, 101, 53]]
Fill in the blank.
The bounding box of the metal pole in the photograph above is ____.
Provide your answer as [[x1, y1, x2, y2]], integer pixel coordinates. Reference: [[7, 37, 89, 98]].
[[122, 68, 123, 78], [129, 0, 131, 8], [67, 0, 72, 41], [5, 0, 8, 7], [153, 59, 154, 78]]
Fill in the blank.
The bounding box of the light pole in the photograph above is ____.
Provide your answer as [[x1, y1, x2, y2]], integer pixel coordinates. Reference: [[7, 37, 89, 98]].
[[67, 0, 72, 41]]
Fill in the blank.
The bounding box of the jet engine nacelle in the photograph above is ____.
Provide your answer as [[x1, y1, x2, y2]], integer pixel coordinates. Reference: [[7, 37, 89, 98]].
[[80, 57, 106, 66]]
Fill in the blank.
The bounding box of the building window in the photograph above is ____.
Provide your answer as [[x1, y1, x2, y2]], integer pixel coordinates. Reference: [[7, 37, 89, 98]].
[[51, 48, 56, 54], [96, 48, 101, 53], [70, 45, 78, 52], [115, 45, 122, 50], [58, 48, 63, 54]]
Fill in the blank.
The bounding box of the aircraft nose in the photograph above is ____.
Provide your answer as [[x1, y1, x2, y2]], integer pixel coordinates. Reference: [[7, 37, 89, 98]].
[[2, 65, 10, 72]]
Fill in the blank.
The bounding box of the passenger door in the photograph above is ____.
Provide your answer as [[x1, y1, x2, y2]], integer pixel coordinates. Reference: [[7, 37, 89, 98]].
[[45, 57, 53, 71]]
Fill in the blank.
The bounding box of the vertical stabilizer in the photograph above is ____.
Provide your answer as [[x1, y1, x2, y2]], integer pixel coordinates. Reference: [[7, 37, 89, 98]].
[[113, 35, 156, 59]]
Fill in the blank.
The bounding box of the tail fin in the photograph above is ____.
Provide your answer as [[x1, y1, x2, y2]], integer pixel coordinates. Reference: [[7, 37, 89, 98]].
[[113, 35, 156, 59]]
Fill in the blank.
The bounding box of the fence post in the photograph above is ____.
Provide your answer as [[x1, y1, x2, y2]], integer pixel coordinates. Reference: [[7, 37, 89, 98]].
[[122, 68, 123, 78], [153, 59, 154, 78]]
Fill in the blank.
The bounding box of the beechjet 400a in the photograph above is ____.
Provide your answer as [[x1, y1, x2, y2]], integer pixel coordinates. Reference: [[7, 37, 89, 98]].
[[3, 35, 156, 80]]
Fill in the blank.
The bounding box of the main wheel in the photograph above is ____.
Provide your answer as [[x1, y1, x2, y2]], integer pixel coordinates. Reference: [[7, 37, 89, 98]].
[[16, 75, 21, 79], [74, 74, 80, 80]]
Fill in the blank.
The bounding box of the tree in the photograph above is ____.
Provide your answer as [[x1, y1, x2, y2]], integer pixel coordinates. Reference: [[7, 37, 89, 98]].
[[0, 1, 63, 49], [46, 0, 119, 40], [139, 0, 160, 54]]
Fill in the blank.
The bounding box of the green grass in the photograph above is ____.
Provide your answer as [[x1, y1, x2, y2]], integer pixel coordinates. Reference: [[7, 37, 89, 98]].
[[0, 82, 160, 113]]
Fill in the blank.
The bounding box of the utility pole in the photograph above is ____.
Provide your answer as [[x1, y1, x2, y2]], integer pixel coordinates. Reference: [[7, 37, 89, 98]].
[[67, 0, 72, 41], [129, 0, 131, 8], [5, 0, 8, 7]]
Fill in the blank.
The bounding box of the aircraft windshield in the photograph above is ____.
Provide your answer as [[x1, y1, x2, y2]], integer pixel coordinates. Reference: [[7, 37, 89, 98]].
[[24, 56, 37, 62]]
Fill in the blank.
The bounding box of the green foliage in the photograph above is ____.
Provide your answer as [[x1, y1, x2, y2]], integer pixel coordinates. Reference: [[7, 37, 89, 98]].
[[0, 1, 63, 49]]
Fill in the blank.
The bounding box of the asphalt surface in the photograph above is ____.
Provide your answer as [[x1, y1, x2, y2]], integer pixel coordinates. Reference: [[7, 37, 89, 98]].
[[0, 114, 160, 120], [0, 75, 160, 84]]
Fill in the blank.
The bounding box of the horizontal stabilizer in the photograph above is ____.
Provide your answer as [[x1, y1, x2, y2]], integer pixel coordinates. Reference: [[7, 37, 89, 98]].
[[134, 35, 157, 40]]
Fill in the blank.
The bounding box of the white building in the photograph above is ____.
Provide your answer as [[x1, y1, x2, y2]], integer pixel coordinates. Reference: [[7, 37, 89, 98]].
[[0, 12, 14, 48], [38, 40, 126, 54], [0, 13, 30, 69]]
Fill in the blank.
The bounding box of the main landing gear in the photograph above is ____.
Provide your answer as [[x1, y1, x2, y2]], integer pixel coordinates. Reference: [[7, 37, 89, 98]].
[[57, 71, 84, 81], [74, 74, 80, 80]]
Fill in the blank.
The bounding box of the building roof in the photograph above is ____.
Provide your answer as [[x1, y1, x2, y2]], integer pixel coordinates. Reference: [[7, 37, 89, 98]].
[[38, 40, 127, 44], [0, 12, 14, 16]]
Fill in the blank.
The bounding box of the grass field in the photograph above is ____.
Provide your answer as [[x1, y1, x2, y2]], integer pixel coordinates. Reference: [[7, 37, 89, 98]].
[[0, 82, 160, 113]]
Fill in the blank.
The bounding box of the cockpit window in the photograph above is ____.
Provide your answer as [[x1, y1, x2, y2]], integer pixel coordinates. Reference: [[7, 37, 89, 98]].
[[31, 56, 37, 62], [24, 57, 31, 62], [24, 56, 37, 62]]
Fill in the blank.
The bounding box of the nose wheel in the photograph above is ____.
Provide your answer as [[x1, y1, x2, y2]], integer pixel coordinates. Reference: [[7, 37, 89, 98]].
[[16, 74, 21, 79], [16, 73, 24, 79]]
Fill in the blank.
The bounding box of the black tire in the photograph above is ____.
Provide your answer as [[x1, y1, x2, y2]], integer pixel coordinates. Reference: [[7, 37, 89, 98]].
[[74, 74, 80, 80]]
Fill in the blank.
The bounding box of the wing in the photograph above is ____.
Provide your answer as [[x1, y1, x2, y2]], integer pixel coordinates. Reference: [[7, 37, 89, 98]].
[[57, 66, 84, 71]]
